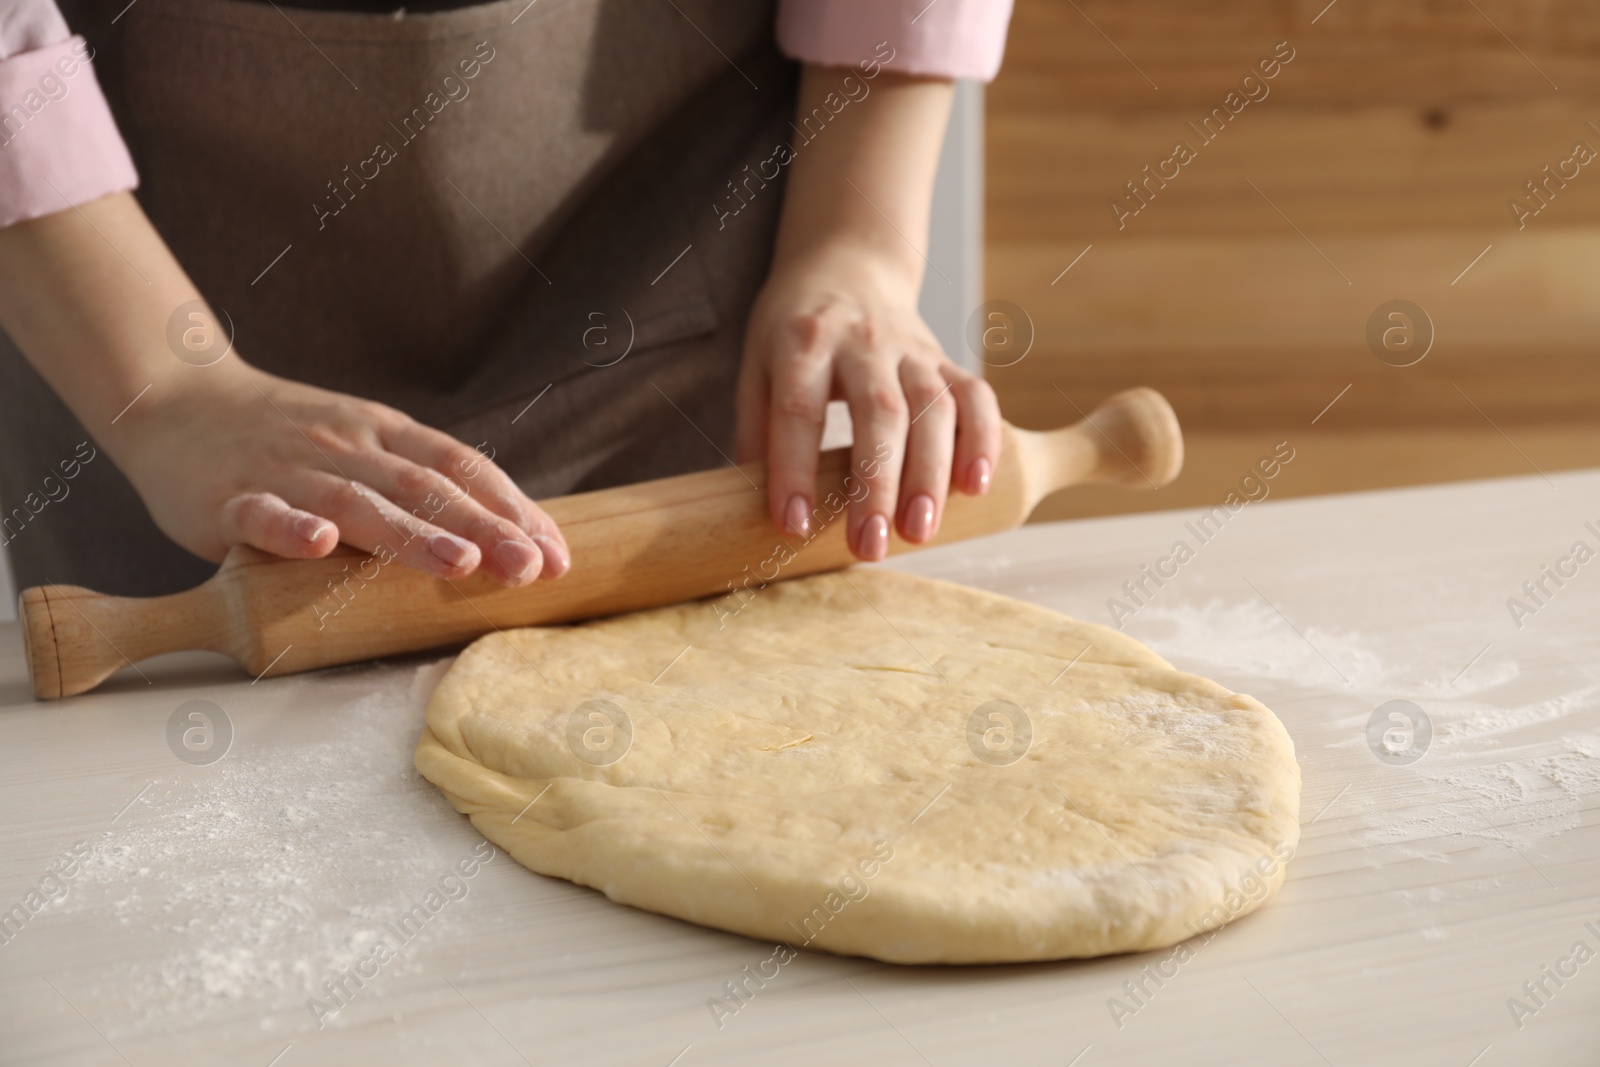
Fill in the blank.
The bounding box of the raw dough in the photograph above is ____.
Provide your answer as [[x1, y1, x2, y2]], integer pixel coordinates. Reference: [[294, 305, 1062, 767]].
[[414, 569, 1300, 964]]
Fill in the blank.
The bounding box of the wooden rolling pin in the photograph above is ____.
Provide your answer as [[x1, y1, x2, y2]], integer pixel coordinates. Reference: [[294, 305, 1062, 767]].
[[19, 387, 1182, 699]]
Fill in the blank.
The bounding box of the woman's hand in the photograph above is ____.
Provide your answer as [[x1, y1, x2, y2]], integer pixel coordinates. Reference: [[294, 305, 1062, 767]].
[[736, 64, 1001, 561], [0, 192, 568, 586], [116, 361, 570, 585], [735, 239, 1000, 560]]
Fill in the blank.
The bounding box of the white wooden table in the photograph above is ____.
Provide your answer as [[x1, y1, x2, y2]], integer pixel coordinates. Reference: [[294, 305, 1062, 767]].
[[2, 472, 1597, 1066]]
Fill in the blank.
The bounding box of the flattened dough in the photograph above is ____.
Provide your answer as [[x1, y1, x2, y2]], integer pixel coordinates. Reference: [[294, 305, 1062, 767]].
[[415, 570, 1300, 964]]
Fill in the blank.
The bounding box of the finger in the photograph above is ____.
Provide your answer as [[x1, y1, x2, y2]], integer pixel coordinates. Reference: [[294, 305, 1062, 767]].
[[733, 348, 769, 465], [763, 312, 837, 537], [217, 491, 339, 560], [838, 350, 908, 562], [381, 417, 570, 579], [897, 359, 957, 544], [944, 364, 1003, 495], [344, 450, 546, 586], [284, 472, 484, 581]]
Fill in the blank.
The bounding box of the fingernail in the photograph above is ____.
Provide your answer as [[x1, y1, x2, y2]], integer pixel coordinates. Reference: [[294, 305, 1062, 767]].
[[784, 495, 811, 537], [532, 534, 570, 579], [902, 494, 935, 543], [294, 515, 331, 542], [969, 457, 993, 495], [856, 514, 889, 561], [492, 539, 540, 583], [428, 532, 476, 569]]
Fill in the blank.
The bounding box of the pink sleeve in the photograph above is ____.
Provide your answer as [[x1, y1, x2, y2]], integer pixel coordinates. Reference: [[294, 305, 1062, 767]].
[[776, 0, 1015, 82], [0, 0, 138, 229]]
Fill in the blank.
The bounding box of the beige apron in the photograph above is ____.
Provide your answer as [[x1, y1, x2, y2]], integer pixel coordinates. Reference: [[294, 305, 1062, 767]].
[[0, 0, 796, 595]]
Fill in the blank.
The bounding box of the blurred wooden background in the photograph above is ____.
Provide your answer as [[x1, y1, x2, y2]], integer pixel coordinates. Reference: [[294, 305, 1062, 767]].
[[985, 0, 1600, 520]]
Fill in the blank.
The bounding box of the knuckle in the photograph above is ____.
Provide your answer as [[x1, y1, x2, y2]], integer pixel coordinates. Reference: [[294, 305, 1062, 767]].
[[923, 392, 958, 421], [223, 492, 272, 529], [939, 360, 975, 386], [487, 489, 533, 524], [787, 310, 832, 354], [443, 443, 485, 476], [955, 374, 999, 413], [862, 383, 908, 421], [906, 376, 954, 411], [363, 398, 408, 426], [327, 479, 371, 513], [772, 389, 827, 425], [846, 317, 884, 352], [476, 514, 524, 544], [390, 464, 439, 501], [302, 423, 348, 454]]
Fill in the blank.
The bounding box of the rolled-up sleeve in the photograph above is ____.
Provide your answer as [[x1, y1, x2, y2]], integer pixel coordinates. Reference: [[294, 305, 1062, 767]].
[[0, 0, 138, 228], [776, 0, 1015, 82]]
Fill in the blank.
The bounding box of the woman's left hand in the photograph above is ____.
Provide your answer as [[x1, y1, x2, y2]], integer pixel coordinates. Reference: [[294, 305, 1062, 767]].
[[735, 239, 1002, 561]]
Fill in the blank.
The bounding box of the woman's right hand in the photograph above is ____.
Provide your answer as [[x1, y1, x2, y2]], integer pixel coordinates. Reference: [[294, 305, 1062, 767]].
[[0, 191, 565, 585], [114, 360, 570, 586]]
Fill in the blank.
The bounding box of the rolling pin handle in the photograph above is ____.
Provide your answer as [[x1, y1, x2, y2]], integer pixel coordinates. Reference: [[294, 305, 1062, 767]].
[[19, 583, 226, 700], [20, 585, 109, 700], [1083, 386, 1185, 489], [1007, 387, 1184, 510]]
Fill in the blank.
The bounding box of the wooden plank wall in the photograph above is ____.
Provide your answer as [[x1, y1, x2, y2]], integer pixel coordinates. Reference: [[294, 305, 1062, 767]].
[[985, 0, 1600, 520]]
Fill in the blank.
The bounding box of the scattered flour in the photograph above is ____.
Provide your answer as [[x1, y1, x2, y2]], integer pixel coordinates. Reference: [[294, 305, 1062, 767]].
[[1362, 734, 1600, 853], [1433, 687, 1600, 743], [1126, 599, 1394, 692], [45, 656, 484, 1039], [1113, 597, 1600, 858]]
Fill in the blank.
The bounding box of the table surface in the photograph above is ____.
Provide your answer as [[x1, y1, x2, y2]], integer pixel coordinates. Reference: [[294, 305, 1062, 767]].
[[3, 470, 1599, 1067]]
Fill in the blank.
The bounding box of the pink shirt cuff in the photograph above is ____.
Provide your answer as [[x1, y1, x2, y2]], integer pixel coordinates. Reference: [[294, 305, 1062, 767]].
[[776, 0, 1014, 82], [0, 37, 138, 229]]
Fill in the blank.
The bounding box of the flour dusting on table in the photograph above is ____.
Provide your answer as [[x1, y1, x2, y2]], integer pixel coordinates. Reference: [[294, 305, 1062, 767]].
[[47, 657, 492, 1039], [1122, 597, 1600, 857]]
